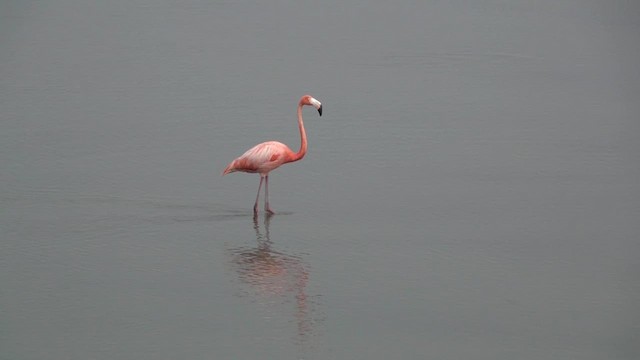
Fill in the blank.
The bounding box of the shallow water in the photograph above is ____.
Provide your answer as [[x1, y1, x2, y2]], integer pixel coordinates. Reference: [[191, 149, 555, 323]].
[[1, 0, 639, 359]]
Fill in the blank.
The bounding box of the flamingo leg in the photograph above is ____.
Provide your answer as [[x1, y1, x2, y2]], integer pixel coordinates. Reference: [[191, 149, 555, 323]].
[[264, 175, 274, 214], [254, 176, 264, 214]]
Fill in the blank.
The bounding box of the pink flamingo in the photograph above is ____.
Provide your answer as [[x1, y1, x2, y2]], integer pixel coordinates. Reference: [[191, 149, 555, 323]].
[[223, 95, 323, 214]]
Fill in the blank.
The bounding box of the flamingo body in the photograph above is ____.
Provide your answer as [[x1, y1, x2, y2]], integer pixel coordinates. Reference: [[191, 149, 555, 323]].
[[223, 95, 322, 214], [223, 141, 295, 176]]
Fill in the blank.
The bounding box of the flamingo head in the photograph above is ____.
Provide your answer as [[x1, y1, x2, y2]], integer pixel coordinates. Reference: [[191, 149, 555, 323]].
[[301, 95, 322, 116]]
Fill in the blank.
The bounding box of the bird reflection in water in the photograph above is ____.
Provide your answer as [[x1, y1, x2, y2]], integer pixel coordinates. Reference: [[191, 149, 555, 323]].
[[228, 214, 321, 347]]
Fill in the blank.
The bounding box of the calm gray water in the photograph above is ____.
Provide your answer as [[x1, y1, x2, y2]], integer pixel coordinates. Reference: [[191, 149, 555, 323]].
[[1, 0, 639, 359]]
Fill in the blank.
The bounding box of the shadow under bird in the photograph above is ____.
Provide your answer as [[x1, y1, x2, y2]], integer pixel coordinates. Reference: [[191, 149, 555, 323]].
[[223, 95, 323, 214]]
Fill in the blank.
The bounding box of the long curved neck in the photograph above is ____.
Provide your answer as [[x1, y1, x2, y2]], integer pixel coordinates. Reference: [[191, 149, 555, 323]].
[[289, 103, 307, 162]]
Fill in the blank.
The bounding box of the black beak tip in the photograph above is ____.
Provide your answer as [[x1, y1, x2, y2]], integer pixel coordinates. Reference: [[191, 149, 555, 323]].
[[318, 105, 323, 116]]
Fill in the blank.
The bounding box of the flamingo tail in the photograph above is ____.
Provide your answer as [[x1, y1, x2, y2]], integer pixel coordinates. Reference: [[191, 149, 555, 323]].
[[222, 162, 236, 176]]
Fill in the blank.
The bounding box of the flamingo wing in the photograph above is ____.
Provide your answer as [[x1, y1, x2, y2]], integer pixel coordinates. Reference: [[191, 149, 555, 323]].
[[224, 141, 292, 175]]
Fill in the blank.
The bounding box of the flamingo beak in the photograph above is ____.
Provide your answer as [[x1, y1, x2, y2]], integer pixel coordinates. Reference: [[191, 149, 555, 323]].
[[318, 105, 323, 116]]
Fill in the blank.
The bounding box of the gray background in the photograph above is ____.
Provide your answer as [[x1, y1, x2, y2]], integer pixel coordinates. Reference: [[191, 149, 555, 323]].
[[1, 0, 639, 359]]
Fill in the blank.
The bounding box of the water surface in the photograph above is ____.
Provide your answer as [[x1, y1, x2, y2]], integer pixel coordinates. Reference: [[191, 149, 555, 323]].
[[1, 0, 639, 359]]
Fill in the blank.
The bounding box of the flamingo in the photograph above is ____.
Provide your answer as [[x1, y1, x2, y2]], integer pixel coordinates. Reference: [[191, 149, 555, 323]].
[[222, 95, 323, 214]]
